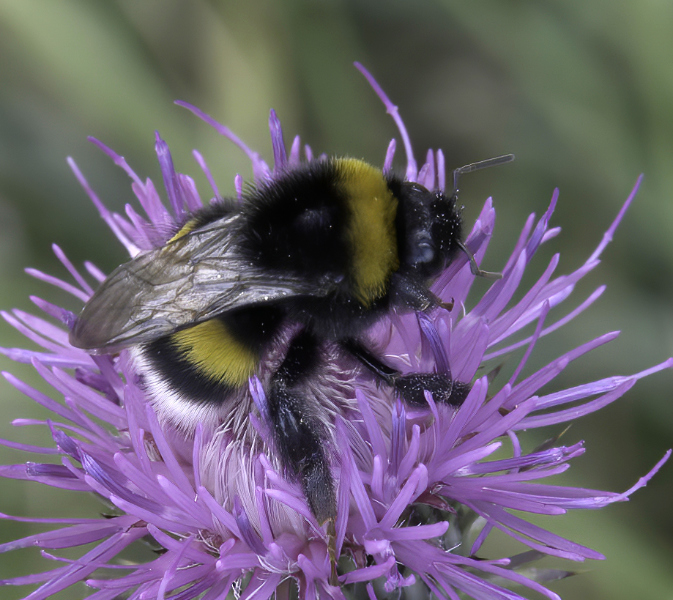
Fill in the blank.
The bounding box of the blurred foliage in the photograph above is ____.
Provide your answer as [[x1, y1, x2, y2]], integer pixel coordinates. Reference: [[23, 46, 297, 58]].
[[0, 1, 671, 599]]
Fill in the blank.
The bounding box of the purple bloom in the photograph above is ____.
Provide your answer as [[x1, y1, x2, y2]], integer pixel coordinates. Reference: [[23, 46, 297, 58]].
[[1, 63, 670, 600]]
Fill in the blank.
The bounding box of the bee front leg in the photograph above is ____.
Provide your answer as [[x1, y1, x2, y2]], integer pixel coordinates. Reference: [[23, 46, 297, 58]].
[[342, 338, 470, 407], [266, 330, 336, 525]]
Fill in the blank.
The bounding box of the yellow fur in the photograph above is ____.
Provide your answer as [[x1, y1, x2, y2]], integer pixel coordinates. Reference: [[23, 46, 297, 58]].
[[171, 320, 257, 387], [337, 158, 399, 306]]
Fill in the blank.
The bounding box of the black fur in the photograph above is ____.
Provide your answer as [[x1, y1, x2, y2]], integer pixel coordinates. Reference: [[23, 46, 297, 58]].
[[388, 177, 463, 279], [243, 162, 349, 277]]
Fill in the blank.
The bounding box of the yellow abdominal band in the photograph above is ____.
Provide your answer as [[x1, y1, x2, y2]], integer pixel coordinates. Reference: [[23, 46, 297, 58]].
[[170, 319, 258, 387], [336, 158, 399, 306]]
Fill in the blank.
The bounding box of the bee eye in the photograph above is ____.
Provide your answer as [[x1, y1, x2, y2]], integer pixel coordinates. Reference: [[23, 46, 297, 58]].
[[417, 242, 435, 264], [410, 235, 435, 266]]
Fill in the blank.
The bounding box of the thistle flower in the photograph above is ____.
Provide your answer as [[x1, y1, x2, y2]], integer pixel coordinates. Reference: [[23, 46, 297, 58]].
[[0, 64, 670, 600]]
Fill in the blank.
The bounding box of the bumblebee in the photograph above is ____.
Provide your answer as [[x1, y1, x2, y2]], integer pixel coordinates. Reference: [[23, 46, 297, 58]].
[[70, 155, 511, 524]]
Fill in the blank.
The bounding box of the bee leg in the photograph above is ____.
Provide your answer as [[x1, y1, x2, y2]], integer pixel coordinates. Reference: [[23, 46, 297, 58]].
[[342, 338, 470, 407], [456, 239, 502, 280], [390, 273, 443, 312], [266, 330, 336, 524], [394, 372, 471, 406]]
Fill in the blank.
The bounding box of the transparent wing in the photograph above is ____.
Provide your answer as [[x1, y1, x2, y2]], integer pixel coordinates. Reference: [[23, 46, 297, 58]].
[[69, 213, 338, 353]]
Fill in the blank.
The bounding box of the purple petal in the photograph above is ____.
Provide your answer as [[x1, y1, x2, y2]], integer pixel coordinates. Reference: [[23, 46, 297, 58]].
[[144, 405, 194, 496], [67, 157, 139, 256], [355, 389, 387, 461], [192, 149, 220, 198], [525, 189, 558, 258], [379, 465, 428, 529], [354, 62, 417, 181], [51, 244, 93, 295], [341, 555, 396, 584], [175, 101, 270, 181], [588, 175, 641, 263], [269, 109, 287, 172], [17, 528, 147, 600], [383, 138, 396, 173]]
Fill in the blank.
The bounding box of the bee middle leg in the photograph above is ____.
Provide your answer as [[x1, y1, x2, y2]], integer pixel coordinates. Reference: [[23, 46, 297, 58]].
[[266, 329, 336, 524], [342, 338, 470, 407]]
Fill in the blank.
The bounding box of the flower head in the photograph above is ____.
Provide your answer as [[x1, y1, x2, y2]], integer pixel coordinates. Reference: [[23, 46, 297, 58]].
[[1, 63, 670, 600]]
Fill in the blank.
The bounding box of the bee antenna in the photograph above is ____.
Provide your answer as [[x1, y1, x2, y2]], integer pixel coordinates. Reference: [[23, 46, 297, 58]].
[[450, 154, 513, 280], [452, 154, 515, 195]]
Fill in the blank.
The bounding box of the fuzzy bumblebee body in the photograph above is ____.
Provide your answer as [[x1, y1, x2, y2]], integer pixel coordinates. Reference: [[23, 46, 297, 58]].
[[70, 157, 469, 523]]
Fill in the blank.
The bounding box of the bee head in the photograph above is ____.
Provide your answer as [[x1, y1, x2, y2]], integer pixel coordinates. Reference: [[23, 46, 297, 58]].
[[393, 180, 462, 279]]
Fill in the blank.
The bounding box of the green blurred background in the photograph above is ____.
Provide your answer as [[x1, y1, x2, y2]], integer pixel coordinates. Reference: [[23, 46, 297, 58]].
[[0, 1, 671, 598]]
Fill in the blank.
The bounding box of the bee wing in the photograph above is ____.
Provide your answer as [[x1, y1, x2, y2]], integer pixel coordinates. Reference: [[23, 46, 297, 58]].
[[70, 213, 338, 353]]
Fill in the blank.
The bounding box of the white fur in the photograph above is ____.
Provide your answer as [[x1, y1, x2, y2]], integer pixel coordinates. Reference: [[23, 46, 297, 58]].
[[128, 332, 381, 536]]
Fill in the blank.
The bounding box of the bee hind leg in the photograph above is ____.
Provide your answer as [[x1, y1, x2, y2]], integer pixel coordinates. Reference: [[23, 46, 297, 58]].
[[342, 338, 470, 407], [266, 330, 337, 524]]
